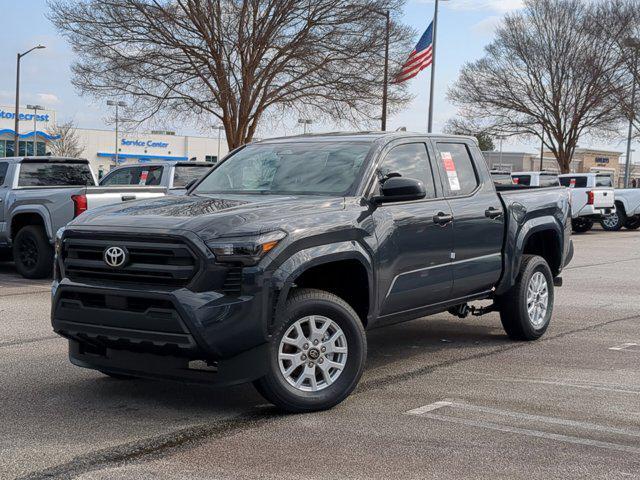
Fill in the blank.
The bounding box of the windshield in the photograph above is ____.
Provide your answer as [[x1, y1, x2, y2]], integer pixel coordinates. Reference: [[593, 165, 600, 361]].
[[193, 142, 372, 196]]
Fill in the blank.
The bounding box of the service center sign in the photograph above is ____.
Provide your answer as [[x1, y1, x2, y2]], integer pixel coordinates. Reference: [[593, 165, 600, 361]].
[[121, 139, 170, 148]]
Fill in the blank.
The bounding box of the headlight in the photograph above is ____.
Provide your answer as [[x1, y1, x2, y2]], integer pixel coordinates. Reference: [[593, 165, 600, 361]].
[[54, 227, 66, 258], [206, 230, 286, 266]]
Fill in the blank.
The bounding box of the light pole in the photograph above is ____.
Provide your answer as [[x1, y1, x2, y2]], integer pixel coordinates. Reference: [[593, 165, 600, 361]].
[[496, 135, 506, 167], [214, 124, 224, 162], [298, 119, 313, 135], [26, 104, 43, 156], [539, 127, 545, 171], [623, 37, 640, 189], [107, 100, 127, 165], [427, 0, 448, 133], [14, 44, 46, 156]]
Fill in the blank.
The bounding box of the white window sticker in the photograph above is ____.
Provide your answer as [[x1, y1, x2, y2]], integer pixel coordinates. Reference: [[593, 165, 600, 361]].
[[139, 170, 149, 185], [441, 152, 461, 191]]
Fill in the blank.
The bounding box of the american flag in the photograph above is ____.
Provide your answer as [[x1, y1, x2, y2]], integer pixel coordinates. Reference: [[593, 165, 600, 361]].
[[395, 21, 434, 83]]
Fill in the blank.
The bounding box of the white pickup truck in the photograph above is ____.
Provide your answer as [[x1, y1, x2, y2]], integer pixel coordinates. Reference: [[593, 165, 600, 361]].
[[599, 188, 640, 231], [511, 171, 560, 187], [558, 173, 616, 233]]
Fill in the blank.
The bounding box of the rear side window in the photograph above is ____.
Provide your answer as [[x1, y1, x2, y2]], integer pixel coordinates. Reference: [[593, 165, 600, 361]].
[[539, 174, 559, 187], [18, 162, 94, 187], [512, 175, 531, 186], [0, 162, 8, 186], [436, 143, 479, 196], [173, 165, 210, 188], [377, 143, 436, 199], [559, 176, 587, 188], [101, 166, 164, 186], [596, 175, 613, 187]]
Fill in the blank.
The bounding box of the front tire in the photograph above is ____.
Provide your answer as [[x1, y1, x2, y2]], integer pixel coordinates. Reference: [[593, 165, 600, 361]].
[[571, 218, 593, 233], [600, 209, 625, 231], [254, 288, 367, 413], [12, 225, 53, 279], [498, 255, 554, 341]]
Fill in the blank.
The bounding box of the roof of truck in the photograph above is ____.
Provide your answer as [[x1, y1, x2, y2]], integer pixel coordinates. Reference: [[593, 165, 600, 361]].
[[1, 156, 89, 164], [256, 131, 477, 144]]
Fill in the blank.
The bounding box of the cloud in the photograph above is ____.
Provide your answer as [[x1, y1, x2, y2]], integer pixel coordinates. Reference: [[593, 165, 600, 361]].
[[471, 15, 502, 36], [37, 93, 60, 105]]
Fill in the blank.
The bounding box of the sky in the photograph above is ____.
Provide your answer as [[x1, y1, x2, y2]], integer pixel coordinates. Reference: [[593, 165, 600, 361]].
[[0, 0, 630, 154]]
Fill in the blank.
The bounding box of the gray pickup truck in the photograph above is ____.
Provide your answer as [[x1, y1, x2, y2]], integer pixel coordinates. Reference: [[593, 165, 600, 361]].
[[52, 132, 574, 412], [0, 157, 99, 278]]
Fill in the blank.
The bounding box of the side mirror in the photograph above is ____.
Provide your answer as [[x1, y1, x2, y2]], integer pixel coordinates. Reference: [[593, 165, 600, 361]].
[[185, 179, 198, 190], [376, 177, 426, 203]]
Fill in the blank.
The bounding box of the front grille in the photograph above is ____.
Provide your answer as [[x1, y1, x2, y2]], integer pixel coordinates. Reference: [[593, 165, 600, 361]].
[[62, 235, 198, 287]]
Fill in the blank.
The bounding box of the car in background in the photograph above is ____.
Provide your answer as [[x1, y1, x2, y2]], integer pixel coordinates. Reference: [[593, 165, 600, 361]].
[[512, 171, 560, 187], [490, 170, 514, 185], [99, 161, 213, 194], [558, 173, 616, 233]]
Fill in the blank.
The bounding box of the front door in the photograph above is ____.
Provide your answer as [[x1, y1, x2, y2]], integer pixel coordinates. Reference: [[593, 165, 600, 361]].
[[373, 142, 454, 317], [432, 140, 504, 298]]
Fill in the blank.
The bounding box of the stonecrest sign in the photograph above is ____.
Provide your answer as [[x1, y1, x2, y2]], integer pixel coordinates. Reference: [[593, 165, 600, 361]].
[[0, 110, 50, 122], [121, 138, 170, 148]]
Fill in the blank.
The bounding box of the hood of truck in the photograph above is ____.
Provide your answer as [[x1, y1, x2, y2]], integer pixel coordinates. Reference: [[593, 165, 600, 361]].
[[69, 193, 346, 240]]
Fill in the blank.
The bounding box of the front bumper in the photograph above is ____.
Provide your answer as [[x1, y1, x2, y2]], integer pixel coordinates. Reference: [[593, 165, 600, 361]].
[[51, 275, 274, 385]]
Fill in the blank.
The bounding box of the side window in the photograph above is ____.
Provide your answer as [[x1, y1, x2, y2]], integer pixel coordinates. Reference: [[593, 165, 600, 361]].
[[436, 143, 479, 196], [0, 162, 8, 186], [539, 174, 559, 187], [559, 176, 587, 188], [377, 143, 436, 199]]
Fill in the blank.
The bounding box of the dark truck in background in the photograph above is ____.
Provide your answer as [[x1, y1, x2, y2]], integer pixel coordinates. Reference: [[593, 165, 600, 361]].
[[52, 133, 573, 412]]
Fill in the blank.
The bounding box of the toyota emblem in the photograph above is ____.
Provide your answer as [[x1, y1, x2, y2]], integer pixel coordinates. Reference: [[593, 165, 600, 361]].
[[103, 246, 128, 268]]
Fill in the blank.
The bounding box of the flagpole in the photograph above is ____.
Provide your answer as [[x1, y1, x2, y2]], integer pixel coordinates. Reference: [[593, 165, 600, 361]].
[[428, 0, 441, 133]]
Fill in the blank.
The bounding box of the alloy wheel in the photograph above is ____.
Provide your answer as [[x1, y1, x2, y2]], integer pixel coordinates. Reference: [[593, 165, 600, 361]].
[[526, 272, 549, 328]]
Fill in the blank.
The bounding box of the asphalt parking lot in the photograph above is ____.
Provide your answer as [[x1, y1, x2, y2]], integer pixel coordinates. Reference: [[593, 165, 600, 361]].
[[1, 229, 639, 480]]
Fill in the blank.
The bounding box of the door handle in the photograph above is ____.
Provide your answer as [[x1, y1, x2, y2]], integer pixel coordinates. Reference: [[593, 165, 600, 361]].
[[485, 207, 502, 219], [433, 212, 454, 225], [121, 195, 136, 202]]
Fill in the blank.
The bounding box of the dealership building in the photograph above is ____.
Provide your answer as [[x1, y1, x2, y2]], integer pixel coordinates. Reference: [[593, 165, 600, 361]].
[[0, 105, 229, 176]]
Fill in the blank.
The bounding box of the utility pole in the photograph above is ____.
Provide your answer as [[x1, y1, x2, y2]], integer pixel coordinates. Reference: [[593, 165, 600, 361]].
[[13, 45, 46, 156], [539, 128, 545, 171], [624, 37, 640, 189], [215, 124, 224, 162], [107, 100, 127, 166]]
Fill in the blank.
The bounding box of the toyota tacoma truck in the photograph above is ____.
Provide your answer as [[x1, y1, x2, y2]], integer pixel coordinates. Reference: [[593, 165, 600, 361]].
[[52, 133, 573, 413], [558, 173, 616, 233]]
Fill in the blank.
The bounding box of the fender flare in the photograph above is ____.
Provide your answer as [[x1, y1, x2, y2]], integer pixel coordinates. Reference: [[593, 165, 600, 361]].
[[270, 241, 375, 327], [496, 216, 563, 295], [9, 206, 53, 242]]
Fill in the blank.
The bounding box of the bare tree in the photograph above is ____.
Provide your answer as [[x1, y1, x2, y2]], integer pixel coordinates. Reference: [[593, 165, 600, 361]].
[[48, 0, 414, 149], [46, 121, 85, 158], [448, 0, 632, 173], [443, 118, 495, 151]]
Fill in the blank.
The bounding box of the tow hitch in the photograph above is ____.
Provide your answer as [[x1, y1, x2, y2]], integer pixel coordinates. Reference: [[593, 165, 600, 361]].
[[448, 303, 498, 319]]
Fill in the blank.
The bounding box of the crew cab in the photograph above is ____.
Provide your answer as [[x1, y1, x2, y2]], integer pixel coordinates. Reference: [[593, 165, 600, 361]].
[[512, 171, 560, 187], [52, 133, 573, 413], [99, 161, 212, 195], [558, 173, 616, 233]]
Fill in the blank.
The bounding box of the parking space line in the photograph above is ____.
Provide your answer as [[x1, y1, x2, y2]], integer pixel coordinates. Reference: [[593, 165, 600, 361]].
[[609, 343, 640, 352], [406, 401, 640, 455], [419, 413, 640, 455]]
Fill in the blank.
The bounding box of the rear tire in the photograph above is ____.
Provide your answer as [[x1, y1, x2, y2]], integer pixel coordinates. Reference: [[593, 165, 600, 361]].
[[498, 255, 554, 341], [571, 218, 593, 233], [12, 225, 53, 279], [624, 216, 640, 230], [600, 209, 625, 231], [253, 288, 367, 413]]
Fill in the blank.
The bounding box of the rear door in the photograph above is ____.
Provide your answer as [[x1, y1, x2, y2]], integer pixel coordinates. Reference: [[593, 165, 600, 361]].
[[431, 140, 505, 299], [373, 141, 454, 316]]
